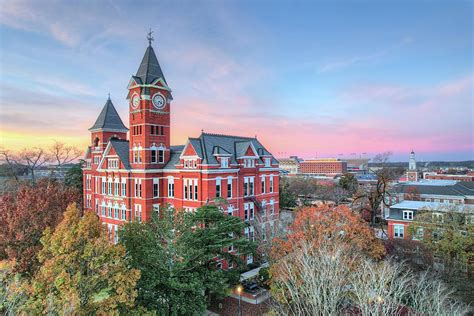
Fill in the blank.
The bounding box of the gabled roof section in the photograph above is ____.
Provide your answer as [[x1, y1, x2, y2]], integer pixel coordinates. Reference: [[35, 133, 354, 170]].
[[191, 132, 277, 165], [89, 97, 128, 132], [181, 139, 200, 158], [110, 139, 131, 169], [235, 141, 258, 158], [212, 146, 232, 156], [136, 45, 168, 86]]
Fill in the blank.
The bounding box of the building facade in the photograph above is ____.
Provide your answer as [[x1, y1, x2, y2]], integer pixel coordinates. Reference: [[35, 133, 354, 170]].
[[299, 158, 347, 176], [385, 181, 474, 239], [82, 39, 280, 263]]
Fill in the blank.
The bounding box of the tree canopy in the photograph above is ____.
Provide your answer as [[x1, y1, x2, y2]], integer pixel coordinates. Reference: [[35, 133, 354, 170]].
[[0, 180, 81, 275], [120, 204, 256, 314], [24, 203, 140, 314]]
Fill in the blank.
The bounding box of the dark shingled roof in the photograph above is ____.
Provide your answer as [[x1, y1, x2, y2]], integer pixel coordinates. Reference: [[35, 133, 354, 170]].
[[163, 146, 185, 169], [89, 98, 128, 132], [395, 181, 474, 197], [135, 45, 168, 86], [173, 132, 277, 166], [109, 139, 131, 169]]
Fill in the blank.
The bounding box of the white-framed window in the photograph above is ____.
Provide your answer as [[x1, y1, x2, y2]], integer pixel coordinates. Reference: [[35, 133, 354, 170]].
[[168, 177, 175, 197], [101, 201, 106, 216], [227, 205, 233, 216], [135, 204, 142, 222], [261, 175, 266, 194], [134, 179, 142, 198], [403, 210, 414, 220], [194, 179, 198, 200], [244, 203, 254, 221], [270, 199, 275, 215], [108, 178, 113, 195], [215, 178, 222, 198], [244, 159, 255, 168], [107, 202, 112, 218], [264, 157, 271, 167], [114, 203, 119, 219], [151, 145, 158, 163], [228, 232, 234, 252], [153, 204, 160, 216], [394, 224, 404, 238], [121, 204, 127, 221], [108, 158, 119, 169], [244, 177, 254, 197], [121, 178, 127, 196], [244, 226, 255, 241], [184, 159, 197, 169], [158, 146, 165, 163], [227, 177, 232, 198], [153, 178, 159, 198], [85, 194, 91, 208], [269, 175, 274, 193], [221, 157, 229, 168], [114, 178, 120, 196], [85, 174, 91, 190], [93, 156, 100, 165]]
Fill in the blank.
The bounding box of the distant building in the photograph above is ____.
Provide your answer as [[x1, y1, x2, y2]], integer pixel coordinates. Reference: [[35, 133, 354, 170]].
[[423, 172, 474, 182], [299, 158, 347, 177], [278, 157, 300, 175], [385, 181, 474, 239]]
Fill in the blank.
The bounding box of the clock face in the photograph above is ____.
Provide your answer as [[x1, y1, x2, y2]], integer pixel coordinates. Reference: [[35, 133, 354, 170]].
[[131, 94, 140, 109], [152, 93, 166, 109]]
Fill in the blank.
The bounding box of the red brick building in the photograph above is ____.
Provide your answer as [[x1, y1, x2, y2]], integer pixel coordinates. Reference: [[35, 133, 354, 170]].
[[82, 38, 280, 265], [299, 158, 347, 176]]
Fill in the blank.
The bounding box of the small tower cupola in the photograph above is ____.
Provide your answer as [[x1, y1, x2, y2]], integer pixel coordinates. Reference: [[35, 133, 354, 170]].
[[89, 96, 128, 151], [409, 150, 416, 171]]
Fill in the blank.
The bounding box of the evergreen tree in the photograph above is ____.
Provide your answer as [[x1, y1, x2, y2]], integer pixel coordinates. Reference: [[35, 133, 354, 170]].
[[120, 204, 256, 314]]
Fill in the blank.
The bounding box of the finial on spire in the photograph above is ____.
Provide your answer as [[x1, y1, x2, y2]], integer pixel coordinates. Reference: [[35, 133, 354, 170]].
[[201, 128, 204, 133], [108, 92, 111, 100], [147, 28, 154, 46]]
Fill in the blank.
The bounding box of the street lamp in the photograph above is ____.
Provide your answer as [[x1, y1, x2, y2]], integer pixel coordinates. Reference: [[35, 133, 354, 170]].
[[237, 285, 243, 316]]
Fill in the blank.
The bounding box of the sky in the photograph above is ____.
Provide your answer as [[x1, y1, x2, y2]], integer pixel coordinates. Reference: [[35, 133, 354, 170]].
[[0, 0, 472, 162]]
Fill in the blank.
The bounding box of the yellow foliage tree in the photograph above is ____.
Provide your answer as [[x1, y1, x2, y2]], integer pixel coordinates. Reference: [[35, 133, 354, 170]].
[[24, 203, 140, 314]]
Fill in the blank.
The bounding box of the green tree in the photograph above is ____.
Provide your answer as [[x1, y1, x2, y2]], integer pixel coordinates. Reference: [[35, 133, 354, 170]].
[[64, 162, 83, 192], [120, 204, 256, 314], [279, 178, 297, 209], [24, 203, 140, 314], [338, 173, 358, 195]]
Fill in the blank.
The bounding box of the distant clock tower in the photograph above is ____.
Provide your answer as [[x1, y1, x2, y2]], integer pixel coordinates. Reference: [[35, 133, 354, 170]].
[[407, 150, 418, 182], [127, 30, 173, 169]]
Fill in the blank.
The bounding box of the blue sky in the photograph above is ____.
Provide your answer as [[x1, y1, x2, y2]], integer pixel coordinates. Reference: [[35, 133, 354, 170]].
[[0, 0, 472, 161]]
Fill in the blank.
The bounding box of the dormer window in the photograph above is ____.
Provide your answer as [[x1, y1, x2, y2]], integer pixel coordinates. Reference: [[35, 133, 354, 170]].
[[264, 158, 271, 167], [221, 157, 229, 168], [108, 159, 119, 169], [93, 156, 100, 165], [402, 210, 413, 220], [158, 147, 165, 163], [243, 159, 255, 168], [184, 159, 197, 169]]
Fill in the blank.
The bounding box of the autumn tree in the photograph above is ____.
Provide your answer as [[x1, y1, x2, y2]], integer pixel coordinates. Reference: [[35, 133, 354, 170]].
[[24, 203, 140, 314], [0, 179, 81, 275], [120, 204, 255, 314], [271, 205, 386, 263]]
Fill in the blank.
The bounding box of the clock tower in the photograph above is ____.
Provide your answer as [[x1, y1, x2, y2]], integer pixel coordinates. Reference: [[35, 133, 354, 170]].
[[127, 31, 173, 169]]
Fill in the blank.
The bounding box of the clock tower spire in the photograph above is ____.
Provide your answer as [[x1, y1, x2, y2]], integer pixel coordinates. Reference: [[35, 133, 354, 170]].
[[127, 32, 172, 169]]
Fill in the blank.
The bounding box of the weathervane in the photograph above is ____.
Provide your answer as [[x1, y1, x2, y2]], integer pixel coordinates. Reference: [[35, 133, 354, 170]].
[[147, 28, 154, 46]]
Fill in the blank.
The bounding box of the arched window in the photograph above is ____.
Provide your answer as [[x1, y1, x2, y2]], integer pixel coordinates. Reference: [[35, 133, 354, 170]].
[[151, 144, 158, 163], [93, 137, 100, 147], [158, 145, 165, 163]]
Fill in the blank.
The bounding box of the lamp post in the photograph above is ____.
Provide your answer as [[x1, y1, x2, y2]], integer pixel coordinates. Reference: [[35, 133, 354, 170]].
[[237, 285, 243, 316]]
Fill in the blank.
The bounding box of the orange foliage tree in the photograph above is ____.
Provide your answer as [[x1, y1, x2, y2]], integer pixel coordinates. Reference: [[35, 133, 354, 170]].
[[271, 205, 386, 262], [0, 179, 81, 275]]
